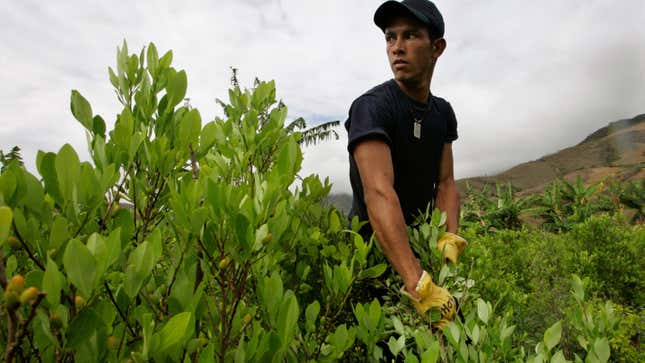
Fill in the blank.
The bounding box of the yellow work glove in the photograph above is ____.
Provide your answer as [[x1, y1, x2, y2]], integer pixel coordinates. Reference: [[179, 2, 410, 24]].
[[437, 232, 468, 265], [400, 271, 457, 329]]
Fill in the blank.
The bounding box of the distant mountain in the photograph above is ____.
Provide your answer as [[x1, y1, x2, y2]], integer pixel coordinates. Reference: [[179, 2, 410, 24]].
[[327, 114, 645, 211], [457, 113, 645, 194], [326, 193, 353, 214]]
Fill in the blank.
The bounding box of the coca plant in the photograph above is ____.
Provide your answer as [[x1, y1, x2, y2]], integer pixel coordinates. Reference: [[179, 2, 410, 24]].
[[0, 41, 386, 362], [0, 41, 620, 363]]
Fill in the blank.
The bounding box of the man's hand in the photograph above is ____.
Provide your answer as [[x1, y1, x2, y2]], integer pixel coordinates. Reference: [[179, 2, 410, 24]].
[[437, 232, 468, 265], [400, 270, 457, 329]]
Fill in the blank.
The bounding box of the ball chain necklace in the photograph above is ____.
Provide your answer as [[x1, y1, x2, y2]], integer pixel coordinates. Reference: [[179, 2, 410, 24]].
[[409, 98, 432, 140]]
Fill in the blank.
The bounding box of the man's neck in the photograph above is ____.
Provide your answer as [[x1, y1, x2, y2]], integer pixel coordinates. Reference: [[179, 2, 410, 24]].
[[395, 79, 431, 104]]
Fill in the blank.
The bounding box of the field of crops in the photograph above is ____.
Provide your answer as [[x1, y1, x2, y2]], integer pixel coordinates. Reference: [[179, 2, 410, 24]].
[[0, 42, 642, 362]]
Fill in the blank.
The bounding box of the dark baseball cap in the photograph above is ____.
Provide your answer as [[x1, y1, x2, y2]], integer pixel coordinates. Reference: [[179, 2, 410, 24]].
[[374, 0, 444, 37]]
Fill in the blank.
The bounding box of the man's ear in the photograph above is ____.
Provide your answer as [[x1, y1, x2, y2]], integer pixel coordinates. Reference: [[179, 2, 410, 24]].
[[432, 38, 447, 58]]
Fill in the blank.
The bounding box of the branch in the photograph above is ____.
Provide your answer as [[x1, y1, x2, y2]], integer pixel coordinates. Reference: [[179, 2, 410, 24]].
[[0, 250, 7, 290], [3, 308, 17, 363], [189, 144, 199, 180], [99, 170, 130, 230], [104, 282, 136, 336], [16, 293, 46, 341], [12, 224, 45, 271], [163, 247, 186, 315]]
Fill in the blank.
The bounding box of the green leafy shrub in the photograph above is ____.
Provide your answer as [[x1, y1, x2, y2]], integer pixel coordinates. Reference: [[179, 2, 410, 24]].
[[0, 42, 637, 362]]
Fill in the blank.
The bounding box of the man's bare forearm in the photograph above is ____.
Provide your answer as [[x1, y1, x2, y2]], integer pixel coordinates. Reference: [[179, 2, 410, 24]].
[[435, 180, 460, 233], [365, 187, 423, 297]]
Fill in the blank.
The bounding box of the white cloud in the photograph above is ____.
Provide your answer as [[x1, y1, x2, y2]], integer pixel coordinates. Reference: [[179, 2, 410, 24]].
[[1, 1, 644, 195]]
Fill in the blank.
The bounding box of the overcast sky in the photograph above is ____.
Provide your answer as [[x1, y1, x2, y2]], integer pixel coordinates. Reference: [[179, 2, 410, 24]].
[[2, 0, 644, 194]]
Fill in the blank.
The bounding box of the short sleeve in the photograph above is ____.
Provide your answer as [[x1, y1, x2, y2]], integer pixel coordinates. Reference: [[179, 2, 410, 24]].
[[445, 101, 458, 143], [344, 95, 392, 153]]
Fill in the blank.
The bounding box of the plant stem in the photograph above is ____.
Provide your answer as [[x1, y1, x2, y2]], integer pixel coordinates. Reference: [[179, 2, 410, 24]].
[[11, 225, 45, 271], [4, 293, 47, 362], [104, 282, 136, 336]]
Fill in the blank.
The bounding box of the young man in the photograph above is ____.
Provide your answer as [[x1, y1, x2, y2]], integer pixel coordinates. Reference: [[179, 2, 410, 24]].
[[344, 0, 467, 328]]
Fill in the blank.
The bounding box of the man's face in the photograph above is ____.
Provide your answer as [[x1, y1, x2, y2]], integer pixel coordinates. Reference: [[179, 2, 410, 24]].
[[384, 15, 443, 86]]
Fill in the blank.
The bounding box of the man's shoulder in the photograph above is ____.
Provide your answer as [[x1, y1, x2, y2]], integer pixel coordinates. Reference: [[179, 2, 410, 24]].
[[430, 94, 454, 114], [353, 79, 397, 104], [430, 94, 450, 106]]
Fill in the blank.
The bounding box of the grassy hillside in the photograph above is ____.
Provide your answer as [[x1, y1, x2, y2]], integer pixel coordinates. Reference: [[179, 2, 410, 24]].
[[457, 113, 645, 195]]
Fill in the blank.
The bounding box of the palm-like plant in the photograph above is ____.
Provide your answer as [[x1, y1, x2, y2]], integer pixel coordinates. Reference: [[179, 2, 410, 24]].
[[533, 179, 570, 232], [619, 179, 645, 223], [285, 117, 340, 147], [487, 182, 534, 230], [462, 182, 533, 231], [561, 176, 601, 223], [0, 146, 24, 172]]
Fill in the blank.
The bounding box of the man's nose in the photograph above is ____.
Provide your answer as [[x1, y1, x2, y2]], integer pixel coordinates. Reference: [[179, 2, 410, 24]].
[[392, 37, 405, 55]]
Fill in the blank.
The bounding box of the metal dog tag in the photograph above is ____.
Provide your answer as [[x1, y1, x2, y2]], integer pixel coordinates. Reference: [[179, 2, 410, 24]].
[[413, 119, 422, 139]]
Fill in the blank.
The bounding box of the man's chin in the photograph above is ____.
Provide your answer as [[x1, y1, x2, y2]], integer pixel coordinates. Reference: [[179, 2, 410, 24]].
[[393, 73, 410, 82]]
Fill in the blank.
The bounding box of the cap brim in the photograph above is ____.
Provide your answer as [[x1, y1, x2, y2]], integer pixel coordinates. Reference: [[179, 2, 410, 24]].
[[374, 1, 429, 32]]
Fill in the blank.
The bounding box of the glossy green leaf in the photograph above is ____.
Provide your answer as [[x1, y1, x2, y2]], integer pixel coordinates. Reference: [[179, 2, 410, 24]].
[[124, 235, 161, 298], [327, 324, 355, 358], [49, 216, 70, 250], [159, 50, 173, 69], [443, 321, 460, 348], [199, 122, 218, 155], [166, 70, 187, 109], [178, 108, 201, 147], [420, 341, 440, 363], [92, 115, 106, 136], [63, 239, 97, 297], [305, 300, 320, 333], [387, 335, 406, 357], [438, 211, 447, 227], [592, 338, 610, 363], [104, 228, 122, 267], [55, 144, 81, 201], [501, 324, 516, 342], [0, 170, 17, 202], [470, 324, 481, 345], [108, 66, 119, 89], [86, 233, 108, 284], [37, 152, 62, 204], [477, 299, 490, 324], [66, 309, 105, 349], [329, 210, 341, 233], [70, 90, 93, 130], [358, 264, 387, 279], [198, 343, 216, 363], [0, 206, 12, 245], [543, 320, 562, 351], [154, 312, 192, 353], [21, 172, 45, 214], [147, 42, 158, 74], [42, 257, 64, 305], [551, 350, 566, 363], [11, 208, 30, 245], [276, 292, 299, 346]]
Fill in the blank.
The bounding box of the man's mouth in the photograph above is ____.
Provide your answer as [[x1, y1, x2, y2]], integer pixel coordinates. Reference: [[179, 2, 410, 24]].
[[393, 60, 408, 69]]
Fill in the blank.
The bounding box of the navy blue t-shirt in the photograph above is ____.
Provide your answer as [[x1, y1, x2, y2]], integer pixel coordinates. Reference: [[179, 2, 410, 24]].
[[345, 79, 458, 237]]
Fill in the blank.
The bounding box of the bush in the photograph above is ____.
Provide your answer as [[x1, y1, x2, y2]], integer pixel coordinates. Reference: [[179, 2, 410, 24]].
[[0, 42, 635, 362]]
